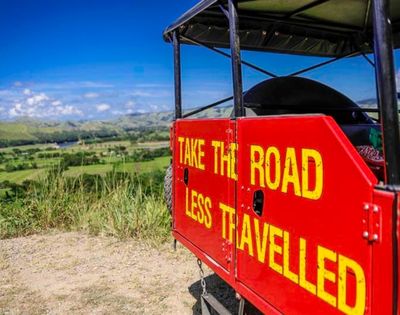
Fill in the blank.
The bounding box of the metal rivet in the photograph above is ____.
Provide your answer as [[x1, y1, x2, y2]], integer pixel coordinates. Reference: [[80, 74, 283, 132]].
[[363, 231, 369, 238], [247, 188, 250, 192], [363, 204, 369, 211], [372, 234, 379, 241], [373, 205, 379, 213], [241, 186, 244, 190]]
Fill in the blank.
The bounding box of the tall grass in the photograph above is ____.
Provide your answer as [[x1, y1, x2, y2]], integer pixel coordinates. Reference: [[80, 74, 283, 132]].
[[0, 169, 171, 242]]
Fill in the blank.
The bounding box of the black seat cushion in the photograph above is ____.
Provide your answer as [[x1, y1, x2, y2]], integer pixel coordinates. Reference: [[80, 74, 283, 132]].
[[243, 77, 373, 125]]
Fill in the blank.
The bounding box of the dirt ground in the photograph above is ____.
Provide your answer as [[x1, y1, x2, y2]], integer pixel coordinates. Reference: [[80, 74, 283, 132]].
[[0, 232, 238, 315]]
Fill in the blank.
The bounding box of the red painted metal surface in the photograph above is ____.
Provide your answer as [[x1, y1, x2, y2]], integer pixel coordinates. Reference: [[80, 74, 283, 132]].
[[370, 189, 395, 315], [173, 118, 236, 273], [171, 115, 397, 314]]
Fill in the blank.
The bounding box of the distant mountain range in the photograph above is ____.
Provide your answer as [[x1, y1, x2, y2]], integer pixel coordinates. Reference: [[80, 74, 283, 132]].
[[0, 106, 232, 146], [0, 96, 399, 147]]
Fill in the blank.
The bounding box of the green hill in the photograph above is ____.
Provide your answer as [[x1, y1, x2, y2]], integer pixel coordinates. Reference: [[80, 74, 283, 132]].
[[0, 105, 232, 147]]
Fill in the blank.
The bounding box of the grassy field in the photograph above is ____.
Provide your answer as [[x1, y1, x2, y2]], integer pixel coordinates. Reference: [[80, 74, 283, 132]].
[[0, 168, 46, 183], [0, 140, 170, 184], [0, 138, 171, 242], [0, 170, 170, 242]]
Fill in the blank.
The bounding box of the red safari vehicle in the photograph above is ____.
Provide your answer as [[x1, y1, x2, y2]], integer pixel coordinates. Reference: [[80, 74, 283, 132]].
[[163, 0, 400, 314]]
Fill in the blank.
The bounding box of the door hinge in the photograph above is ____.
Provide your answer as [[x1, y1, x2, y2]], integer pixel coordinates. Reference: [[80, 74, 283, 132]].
[[362, 202, 382, 244]]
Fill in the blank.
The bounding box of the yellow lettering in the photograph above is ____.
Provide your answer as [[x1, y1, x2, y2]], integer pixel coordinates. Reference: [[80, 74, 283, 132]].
[[239, 214, 254, 256], [204, 197, 212, 229], [338, 255, 366, 315], [212, 141, 220, 175], [190, 189, 198, 221], [190, 138, 198, 168], [269, 225, 283, 274], [302, 149, 323, 200], [230, 143, 238, 180], [220, 142, 230, 177], [184, 138, 191, 166], [282, 147, 301, 196], [196, 193, 205, 224], [299, 238, 317, 295], [253, 218, 269, 263], [250, 145, 265, 187], [219, 203, 235, 242], [317, 246, 337, 307], [198, 139, 205, 170], [283, 231, 299, 284], [265, 146, 281, 190], [178, 137, 185, 164]]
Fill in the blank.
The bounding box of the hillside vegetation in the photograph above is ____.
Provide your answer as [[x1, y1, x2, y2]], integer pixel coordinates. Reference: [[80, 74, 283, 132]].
[[0, 106, 232, 147]]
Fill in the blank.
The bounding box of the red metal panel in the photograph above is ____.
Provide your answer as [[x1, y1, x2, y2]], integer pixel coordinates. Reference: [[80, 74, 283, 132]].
[[370, 189, 395, 315], [236, 115, 377, 315], [173, 118, 235, 272]]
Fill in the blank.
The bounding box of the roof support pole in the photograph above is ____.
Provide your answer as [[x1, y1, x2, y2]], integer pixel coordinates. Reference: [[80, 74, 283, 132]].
[[372, 0, 400, 186], [372, 1, 399, 313], [228, 0, 245, 118], [173, 31, 182, 119]]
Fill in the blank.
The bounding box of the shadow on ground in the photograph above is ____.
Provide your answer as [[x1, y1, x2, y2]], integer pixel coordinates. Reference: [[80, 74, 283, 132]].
[[189, 274, 263, 315]]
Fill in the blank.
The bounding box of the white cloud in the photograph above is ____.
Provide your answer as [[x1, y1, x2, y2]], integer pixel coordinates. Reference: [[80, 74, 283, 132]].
[[96, 103, 111, 112], [131, 90, 151, 97], [7, 90, 82, 118], [58, 106, 82, 115], [51, 100, 62, 106], [125, 100, 136, 108], [13, 81, 23, 87], [83, 92, 99, 99], [111, 110, 125, 116], [150, 104, 160, 111], [23, 88, 32, 96], [26, 93, 49, 106]]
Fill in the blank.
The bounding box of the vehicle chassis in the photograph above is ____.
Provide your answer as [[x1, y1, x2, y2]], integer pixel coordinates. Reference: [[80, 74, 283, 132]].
[[164, 0, 400, 314]]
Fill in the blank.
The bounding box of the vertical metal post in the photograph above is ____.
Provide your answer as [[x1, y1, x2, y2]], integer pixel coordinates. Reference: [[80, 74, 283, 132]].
[[372, 0, 400, 185], [228, 0, 245, 118], [173, 31, 182, 119]]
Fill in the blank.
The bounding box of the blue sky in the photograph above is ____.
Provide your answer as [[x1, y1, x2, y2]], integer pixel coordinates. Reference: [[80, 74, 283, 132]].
[[0, 0, 398, 121]]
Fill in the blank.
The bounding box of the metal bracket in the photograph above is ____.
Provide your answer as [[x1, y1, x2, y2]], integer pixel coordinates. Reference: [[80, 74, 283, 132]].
[[201, 293, 232, 315], [362, 202, 382, 243]]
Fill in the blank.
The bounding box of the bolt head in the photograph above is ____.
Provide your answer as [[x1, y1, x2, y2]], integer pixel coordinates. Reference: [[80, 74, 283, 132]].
[[373, 205, 379, 213], [363, 231, 369, 238], [372, 234, 379, 241], [363, 204, 370, 211]]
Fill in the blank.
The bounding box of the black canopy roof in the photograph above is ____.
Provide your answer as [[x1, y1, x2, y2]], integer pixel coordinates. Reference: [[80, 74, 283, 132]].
[[163, 0, 400, 57]]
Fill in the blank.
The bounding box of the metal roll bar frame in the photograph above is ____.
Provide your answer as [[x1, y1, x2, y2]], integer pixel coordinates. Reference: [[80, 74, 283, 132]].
[[173, 0, 400, 187]]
